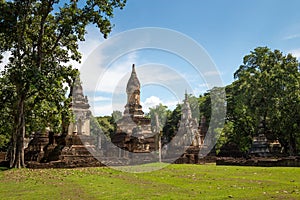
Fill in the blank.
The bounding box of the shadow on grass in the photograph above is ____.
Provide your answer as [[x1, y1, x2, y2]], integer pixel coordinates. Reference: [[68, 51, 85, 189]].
[[0, 161, 9, 171], [0, 167, 9, 171]]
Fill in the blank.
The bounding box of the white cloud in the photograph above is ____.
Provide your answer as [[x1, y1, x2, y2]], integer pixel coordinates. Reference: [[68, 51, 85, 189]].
[[141, 96, 179, 113], [289, 49, 300, 59], [93, 104, 113, 116], [203, 70, 223, 76], [99, 63, 193, 101], [141, 96, 162, 112], [92, 102, 124, 116], [92, 96, 178, 116], [90, 96, 111, 102], [283, 34, 300, 40], [193, 83, 210, 96], [94, 61, 190, 96], [72, 30, 103, 70], [78, 34, 135, 94], [163, 100, 179, 110], [95, 52, 137, 93], [0, 27, 101, 72], [89, 62, 191, 116]]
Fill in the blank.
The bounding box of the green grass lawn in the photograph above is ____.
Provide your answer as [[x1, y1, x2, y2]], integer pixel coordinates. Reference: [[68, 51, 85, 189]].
[[0, 164, 299, 200]]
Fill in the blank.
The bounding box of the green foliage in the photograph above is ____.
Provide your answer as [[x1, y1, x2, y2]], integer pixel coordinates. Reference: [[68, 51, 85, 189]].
[[111, 110, 122, 123], [0, 0, 126, 167], [90, 116, 102, 136], [0, 134, 9, 151], [148, 103, 170, 132], [96, 116, 115, 137], [163, 104, 182, 141], [186, 94, 200, 120], [160, 93, 213, 142], [0, 75, 15, 151], [198, 92, 212, 124], [226, 47, 300, 154]]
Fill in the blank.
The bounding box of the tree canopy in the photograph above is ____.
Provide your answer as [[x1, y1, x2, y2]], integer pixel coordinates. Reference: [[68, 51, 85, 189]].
[[0, 0, 126, 168], [225, 47, 300, 155]]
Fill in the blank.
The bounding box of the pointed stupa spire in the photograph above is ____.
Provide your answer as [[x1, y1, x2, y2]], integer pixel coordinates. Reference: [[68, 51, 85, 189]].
[[124, 64, 144, 117], [184, 89, 188, 101], [73, 76, 84, 100], [71, 75, 90, 110], [182, 90, 192, 120], [126, 64, 140, 94], [132, 63, 136, 73]]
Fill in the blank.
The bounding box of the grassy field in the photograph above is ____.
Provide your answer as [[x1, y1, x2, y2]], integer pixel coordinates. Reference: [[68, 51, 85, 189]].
[[0, 163, 299, 200]]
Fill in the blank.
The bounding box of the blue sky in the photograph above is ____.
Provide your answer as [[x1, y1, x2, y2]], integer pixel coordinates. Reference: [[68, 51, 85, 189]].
[[77, 0, 300, 116], [108, 0, 300, 77], [1, 0, 300, 116]]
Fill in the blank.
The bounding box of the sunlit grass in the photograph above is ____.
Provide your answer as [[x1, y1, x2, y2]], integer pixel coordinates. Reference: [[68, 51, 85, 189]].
[[0, 164, 299, 199]]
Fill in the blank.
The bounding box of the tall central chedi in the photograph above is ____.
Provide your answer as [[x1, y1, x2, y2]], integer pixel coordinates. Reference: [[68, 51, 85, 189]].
[[124, 64, 144, 117], [112, 64, 157, 153]]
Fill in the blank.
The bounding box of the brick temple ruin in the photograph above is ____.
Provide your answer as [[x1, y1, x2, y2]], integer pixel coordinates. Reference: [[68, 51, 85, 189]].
[[23, 64, 212, 167], [110, 64, 211, 164], [24, 76, 103, 167], [164, 92, 211, 164], [111, 64, 158, 153], [0, 64, 297, 168]]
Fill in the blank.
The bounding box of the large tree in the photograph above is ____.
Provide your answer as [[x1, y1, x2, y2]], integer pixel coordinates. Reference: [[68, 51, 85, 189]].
[[0, 75, 15, 151], [163, 104, 181, 142], [230, 47, 300, 155], [0, 0, 126, 168], [148, 103, 170, 132]]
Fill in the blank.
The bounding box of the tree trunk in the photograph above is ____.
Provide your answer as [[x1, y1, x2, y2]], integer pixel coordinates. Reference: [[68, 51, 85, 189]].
[[10, 94, 26, 168], [61, 111, 69, 136], [288, 131, 296, 156], [158, 133, 162, 163]]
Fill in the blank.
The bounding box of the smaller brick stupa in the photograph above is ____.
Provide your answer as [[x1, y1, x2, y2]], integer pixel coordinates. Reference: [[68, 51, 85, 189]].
[[25, 76, 102, 167]]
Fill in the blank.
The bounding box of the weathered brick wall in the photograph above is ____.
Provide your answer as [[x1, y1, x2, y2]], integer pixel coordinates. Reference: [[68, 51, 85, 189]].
[[0, 152, 6, 162], [216, 157, 300, 167]]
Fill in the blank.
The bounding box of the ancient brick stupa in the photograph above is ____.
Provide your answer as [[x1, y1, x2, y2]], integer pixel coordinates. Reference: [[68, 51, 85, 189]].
[[68, 77, 91, 136], [249, 120, 271, 157], [25, 77, 102, 167], [111, 64, 157, 153], [164, 91, 212, 164], [178, 92, 202, 147], [60, 77, 98, 161]]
